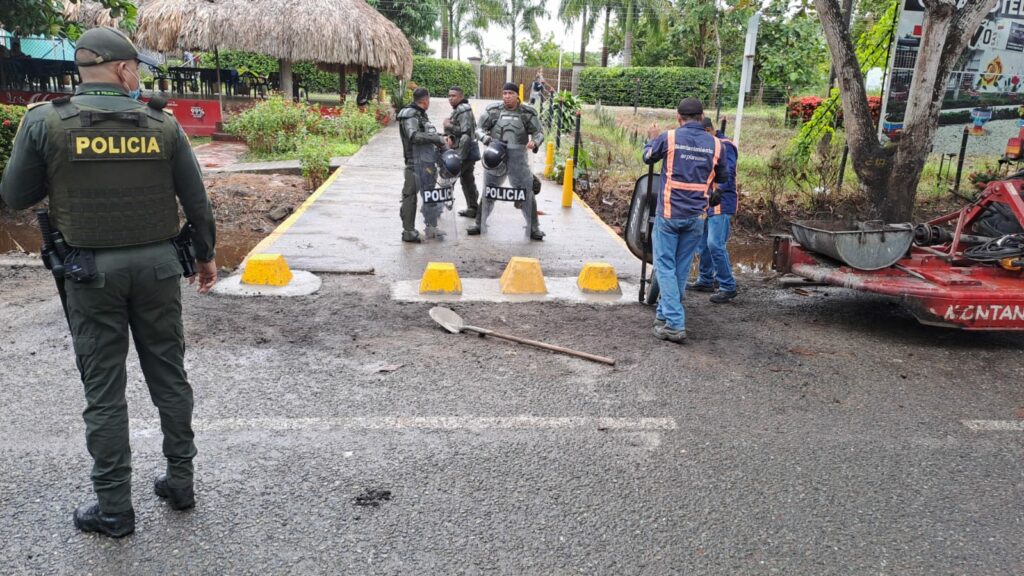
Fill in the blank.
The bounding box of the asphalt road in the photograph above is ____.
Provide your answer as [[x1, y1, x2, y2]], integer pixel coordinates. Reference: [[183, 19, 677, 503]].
[[1, 260, 1023, 575]]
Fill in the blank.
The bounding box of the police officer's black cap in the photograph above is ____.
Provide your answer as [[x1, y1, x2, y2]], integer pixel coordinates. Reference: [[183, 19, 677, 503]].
[[677, 97, 704, 116], [502, 82, 518, 93], [75, 27, 160, 67]]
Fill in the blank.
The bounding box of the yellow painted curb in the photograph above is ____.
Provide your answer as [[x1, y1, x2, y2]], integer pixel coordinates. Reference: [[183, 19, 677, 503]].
[[420, 262, 462, 294], [573, 192, 631, 253], [577, 262, 621, 294], [500, 257, 547, 294], [244, 166, 344, 261], [241, 253, 293, 286]]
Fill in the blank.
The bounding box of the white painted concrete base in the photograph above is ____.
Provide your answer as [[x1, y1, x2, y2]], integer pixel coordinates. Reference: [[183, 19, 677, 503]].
[[212, 270, 322, 297], [391, 277, 639, 304]]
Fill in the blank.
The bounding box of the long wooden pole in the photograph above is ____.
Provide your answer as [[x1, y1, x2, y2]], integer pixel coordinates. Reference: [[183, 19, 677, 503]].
[[463, 325, 616, 366]]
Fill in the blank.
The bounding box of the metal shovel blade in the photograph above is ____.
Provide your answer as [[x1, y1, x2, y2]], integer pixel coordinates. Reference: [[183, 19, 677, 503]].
[[429, 306, 465, 334]]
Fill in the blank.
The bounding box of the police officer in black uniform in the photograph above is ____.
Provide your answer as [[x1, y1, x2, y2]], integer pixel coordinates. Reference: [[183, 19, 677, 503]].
[[444, 86, 480, 219], [0, 27, 217, 538], [397, 87, 447, 242]]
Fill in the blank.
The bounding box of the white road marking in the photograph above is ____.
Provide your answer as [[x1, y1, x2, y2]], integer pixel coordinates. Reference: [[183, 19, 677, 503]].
[[131, 416, 677, 435], [962, 420, 1024, 431]]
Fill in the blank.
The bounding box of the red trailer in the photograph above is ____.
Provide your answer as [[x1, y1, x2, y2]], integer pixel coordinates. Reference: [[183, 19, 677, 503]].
[[773, 179, 1024, 330]]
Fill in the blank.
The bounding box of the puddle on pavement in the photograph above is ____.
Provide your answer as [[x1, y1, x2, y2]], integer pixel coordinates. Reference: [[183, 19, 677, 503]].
[[1, 221, 263, 270], [729, 243, 774, 274]]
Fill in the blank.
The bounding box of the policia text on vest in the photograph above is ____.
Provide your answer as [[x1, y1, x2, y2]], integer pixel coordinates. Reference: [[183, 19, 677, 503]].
[[71, 131, 164, 159]]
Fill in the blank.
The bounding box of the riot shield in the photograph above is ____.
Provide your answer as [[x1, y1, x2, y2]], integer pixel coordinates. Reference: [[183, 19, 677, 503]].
[[413, 143, 454, 238], [480, 144, 534, 238]]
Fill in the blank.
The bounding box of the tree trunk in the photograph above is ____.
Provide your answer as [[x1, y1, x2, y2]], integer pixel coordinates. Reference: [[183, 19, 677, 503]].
[[279, 59, 294, 102], [623, 0, 635, 67], [601, 6, 611, 67], [580, 4, 588, 64], [448, 8, 455, 59], [441, 2, 450, 59], [711, 16, 722, 106]]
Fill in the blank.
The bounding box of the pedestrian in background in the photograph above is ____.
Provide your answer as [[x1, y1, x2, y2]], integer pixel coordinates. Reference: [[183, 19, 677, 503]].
[[0, 27, 217, 538], [689, 116, 739, 303], [643, 98, 727, 343]]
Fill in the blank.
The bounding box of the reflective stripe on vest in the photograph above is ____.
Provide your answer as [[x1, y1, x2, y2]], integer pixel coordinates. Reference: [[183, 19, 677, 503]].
[[663, 129, 721, 219]]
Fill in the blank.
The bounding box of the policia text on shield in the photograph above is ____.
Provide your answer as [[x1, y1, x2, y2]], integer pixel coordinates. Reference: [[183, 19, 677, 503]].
[[0, 27, 218, 538]]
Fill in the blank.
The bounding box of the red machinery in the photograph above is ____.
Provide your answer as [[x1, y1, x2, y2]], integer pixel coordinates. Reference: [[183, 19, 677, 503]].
[[773, 180, 1024, 330]]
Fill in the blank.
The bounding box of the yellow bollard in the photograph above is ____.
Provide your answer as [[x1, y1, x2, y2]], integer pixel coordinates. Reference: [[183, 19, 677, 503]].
[[544, 141, 555, 178], [500, 257, 547, 294], [241, 254, 293, 286], [519, 83, 525, 102], [577, 262, 621, 294], [561, 158, 574, 208], [419, 262, 462, 295]]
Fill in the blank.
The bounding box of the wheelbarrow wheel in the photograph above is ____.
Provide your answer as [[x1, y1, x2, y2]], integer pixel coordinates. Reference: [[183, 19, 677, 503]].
[[644, 269, 660, 306]]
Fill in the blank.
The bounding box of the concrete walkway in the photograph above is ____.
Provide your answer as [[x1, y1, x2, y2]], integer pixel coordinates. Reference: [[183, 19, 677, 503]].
[[246, 99, 639, 283]]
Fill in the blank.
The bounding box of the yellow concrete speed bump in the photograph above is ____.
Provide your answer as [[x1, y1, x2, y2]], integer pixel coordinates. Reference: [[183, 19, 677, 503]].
[[420, 262, 462, 294], [241, 253, 293, 286], [577, 262, 621, 294], [500, 257, 547, 294]]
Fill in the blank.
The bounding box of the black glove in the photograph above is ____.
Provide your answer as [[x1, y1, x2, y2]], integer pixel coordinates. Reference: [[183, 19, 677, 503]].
[[709, 189, 722, 207]]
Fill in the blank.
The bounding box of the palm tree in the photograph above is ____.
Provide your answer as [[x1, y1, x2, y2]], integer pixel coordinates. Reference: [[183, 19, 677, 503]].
[[558, 0, 600, 64], [480, 0, 547, 65], [452, 1, 491, 60], [619, 0, 670, 66]]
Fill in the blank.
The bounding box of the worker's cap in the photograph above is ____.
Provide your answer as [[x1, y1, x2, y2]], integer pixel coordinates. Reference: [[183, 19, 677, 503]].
[[75, 27, 160, 67], [677, 97, 704, 116], [502, 82, 519, 93], [702, 117, 714, 130]]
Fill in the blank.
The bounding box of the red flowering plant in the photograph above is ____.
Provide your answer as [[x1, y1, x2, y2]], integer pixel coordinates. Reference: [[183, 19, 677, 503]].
[[1, 104, 27, 179], [787, 96, 823, 123]]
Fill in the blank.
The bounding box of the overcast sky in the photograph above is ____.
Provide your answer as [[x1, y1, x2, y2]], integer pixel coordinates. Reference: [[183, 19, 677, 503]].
[[426, 14, 608, 63]]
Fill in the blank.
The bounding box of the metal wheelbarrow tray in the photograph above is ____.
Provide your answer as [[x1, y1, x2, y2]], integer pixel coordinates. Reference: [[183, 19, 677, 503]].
[[790, 219, 914, 271]]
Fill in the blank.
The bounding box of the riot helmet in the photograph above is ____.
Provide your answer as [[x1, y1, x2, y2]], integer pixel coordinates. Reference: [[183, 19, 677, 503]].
[[482, 139, 508, 170], [439, 149, 462, 179]]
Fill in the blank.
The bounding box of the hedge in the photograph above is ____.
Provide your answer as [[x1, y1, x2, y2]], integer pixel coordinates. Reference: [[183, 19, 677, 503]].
[[578, 67, 716, 109], [408, 56, 476, 98]]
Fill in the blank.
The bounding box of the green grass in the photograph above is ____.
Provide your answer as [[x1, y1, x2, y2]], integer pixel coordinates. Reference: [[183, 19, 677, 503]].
[[242, 139, 360, 162]]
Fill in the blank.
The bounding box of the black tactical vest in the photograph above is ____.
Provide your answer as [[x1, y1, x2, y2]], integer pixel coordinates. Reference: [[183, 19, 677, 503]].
[[42, 97, 180, 248]]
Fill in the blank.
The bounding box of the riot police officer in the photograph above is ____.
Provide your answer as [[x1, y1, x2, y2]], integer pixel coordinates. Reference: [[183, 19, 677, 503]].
[[444, 86, 480, 219], [398, 87, 447, 242], [470, 82, 546, 240], [0, 27, 217, 537]]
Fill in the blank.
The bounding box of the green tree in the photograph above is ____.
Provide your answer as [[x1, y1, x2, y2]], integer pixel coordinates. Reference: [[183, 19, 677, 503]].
[[756, 0, 830, 91], [480, 0, 548, 65], [1, 0, 136, 36], [366, 0, 439, 55], [620, 0, 670, 67], [558, 0, 600, 64]]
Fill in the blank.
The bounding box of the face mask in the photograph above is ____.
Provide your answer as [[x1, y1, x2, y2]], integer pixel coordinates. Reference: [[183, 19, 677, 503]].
[[123, 66, 142, 100]]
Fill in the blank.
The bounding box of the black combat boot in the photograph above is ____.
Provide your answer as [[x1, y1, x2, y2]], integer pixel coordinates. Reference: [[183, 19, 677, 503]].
[[154, 474, 195, 510], [73, 503, 135, 538]]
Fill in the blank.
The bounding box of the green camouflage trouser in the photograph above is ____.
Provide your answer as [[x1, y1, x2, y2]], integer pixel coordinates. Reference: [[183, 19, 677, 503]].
[[65, 241, 196, 514]]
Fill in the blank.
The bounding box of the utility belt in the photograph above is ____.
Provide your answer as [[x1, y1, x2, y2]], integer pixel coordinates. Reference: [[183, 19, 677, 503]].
[[35, 210, 196, 283]]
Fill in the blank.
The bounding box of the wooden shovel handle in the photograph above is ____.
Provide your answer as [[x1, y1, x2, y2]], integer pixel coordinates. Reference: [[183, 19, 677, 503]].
[[480, 329, 616, 366]]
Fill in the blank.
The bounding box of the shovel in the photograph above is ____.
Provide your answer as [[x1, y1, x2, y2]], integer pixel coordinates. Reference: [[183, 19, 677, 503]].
[[429, 307, 616, 366]]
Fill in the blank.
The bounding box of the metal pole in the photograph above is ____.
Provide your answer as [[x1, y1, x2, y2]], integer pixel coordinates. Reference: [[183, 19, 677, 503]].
[[556, 103, 562, 150], [215, 47, 224, 114], [953, 125, 970, 195], [633, 78, 640, 115], [836, 145, 849, 193], [572, 111, 582, 166]]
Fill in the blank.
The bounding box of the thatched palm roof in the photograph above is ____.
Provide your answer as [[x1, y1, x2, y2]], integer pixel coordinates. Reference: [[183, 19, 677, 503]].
[[133, 0, 413, 79], [62, 0, 130, 28]]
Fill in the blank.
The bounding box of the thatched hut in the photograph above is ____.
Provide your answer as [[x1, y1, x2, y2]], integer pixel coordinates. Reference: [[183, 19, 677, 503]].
[[132, 0, 413, 98]]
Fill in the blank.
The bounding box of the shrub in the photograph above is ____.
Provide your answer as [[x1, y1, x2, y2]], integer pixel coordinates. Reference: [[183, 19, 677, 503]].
[[322, 102, 383, 145], [225, 96, 323, 155], [577, 67, 715, 109], [408, 56, 476, 98], [300, 138, 332, 190], [0, 104, 27, 178], [787, 95, 882, 125]]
